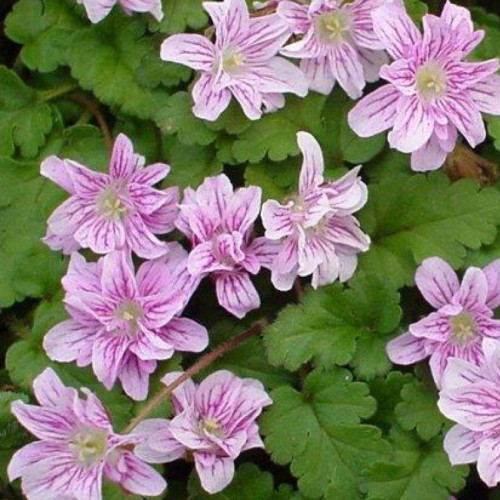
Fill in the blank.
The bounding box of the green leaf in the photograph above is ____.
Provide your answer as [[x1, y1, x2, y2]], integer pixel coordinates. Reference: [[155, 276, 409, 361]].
[[361, 427, 468, 500], [68, 13, 170, 120], [155, 92, 217, 146], [5, 0, 84, 72], [232, 95, 326, 163], [0, 66, 54, 158], [0, 391, 29, 449], [358, 172, 500, 288], [264, 274, 401, 371], [187, 463, 281, 500], [164, 138, 222, 189], [261, 368, 389, 498], [158, 0, 208, 34], [199, 320, 294, 390], [488, 117, 500, 152], [350, 335, 393, 380], [395, 379, 446, 441], [404, 0, 428, 23]]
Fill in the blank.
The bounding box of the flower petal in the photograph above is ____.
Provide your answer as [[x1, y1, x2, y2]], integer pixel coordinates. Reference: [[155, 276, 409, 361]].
[[215, 271, 260, 318], [478, 438, 500, 487], [453, 267, 488, 311], [297, 131, 324, 195], [119, 452, 167, 496], [276, 1, 310, 34], [192, 73, 232, 121], [119, 355, 156, 401], [158, 317, 209, 353], [101, 251, 138, 301], [415, 256, 460, 309], [92, 333, 131, 390], [483, 260, 500, 309], [469, 75, 500, 115], [223, 185, 261, 234], [300, 56, 334, 95], [328, 42, 365, 99], [125, 212, 169, 259], [231, 81, 263, 121], [40, 156, 75, 194], [441, 357, 483, 391], [386, 332, 428, 365], [348, 84, 401, 137], [443, 424, 481, 465], [194, 452, 235, 494], [160, 34, 215, 71]]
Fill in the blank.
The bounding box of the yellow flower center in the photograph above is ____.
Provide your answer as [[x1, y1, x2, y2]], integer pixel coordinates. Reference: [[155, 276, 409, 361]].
[[416, 62, 447, 100], [69, 428, 108, 466], [316, 11, 351, 43], [450, 312, 477, 344], [202, 418, 225, 438], [222, 49, 245, 72], [98, 190, 127, 220], [117, 301, 143, 333]]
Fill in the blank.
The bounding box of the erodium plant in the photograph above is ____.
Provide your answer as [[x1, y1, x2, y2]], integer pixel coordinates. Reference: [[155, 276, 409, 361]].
[[2, 0, 500, 498]]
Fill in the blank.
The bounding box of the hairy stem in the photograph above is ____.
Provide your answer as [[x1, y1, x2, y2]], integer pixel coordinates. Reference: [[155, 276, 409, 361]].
[[124, 320, 267, 433], [68, 93, 114, 152], [38, 82, 80, 102]]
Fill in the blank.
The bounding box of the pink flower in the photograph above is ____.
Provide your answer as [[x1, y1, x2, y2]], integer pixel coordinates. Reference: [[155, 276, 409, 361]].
[[348, 0, 500, 171], [387, 257, 500, 388], [134, 370, 272, 494], [44, 247, 207, 401], [8, 368, 166, 499], [261, 131, 370, 291], [176, 174, 271, 318], [42, 133, 178, 259], [277, 0, 389, 97], [438, 338, 500, 487], [160, 0, 308, 121], [77, 0, 163, 23]]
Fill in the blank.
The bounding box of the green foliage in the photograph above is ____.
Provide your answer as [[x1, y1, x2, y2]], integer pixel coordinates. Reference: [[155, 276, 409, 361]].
[[358, 172, 500, 288], [361, 427, 468, 500], [264, 274, 401, 372], [261, 368, 389, 498], [0, 66, 55, 157]]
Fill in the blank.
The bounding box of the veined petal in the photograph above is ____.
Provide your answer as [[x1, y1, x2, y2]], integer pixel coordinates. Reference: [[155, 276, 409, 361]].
[[411, 134, 448, 172], [386, 332, 428, 365], [215, 0, 250, 48], [129, 162, 169, 186], [118, 452, 167, 496], [65, 160, 109, 198], [161, 372, 197, 413], [223, 185, 261, 233], [438, 383, 500, 432], [372, 1, 422, 59], [469, 75, 500, 115], [348, 0, 387, 50], [348, 84, 401, 137], [298, 131, 324, 195], [230, 81, 263, 120], [477, 438, 500, 487], [453, 267, 488, 311], [188, 241, 229, 275], [8, 441, 65, 481], [92, 332, 131, 390], [125, 212, 169, 259], [128, 184, 172, 215], [448, 60, 500, 91], [280, 28, 323, 59], [276, 1, 310, 34], [80, 0, 115, 23], [300, 57, 335, 95], [160, 34, 215, 71], [358, 48, 389, 83], [194, 453, 235, 495], [388, 96, 434, 153], [158, 317, 209, 353], [32, 368, 75, 409], [215, 271, 260, 318], [192, 73, 232, 121], [379, 59, 416, 95], [328, 42, 365, 100], [119, 355, 156, 401], [74, 214, 126, 255], [409, 311, 451, 341], [109, 134, 142, 180], [101, 251, 138, 302], [441, 357, 483, 391], [444, 424, 481, 465], [415, 257, 459, 308], [41, 156, 75, 194], [261, 200, 294, 240], [120, 0, 164, 21], [47, 196, 94, 236], [483, 259, 500, 309]]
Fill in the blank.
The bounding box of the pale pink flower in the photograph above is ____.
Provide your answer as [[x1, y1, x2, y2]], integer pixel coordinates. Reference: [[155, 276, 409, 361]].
[[277, 0, 389, 97], [77, 0, 163, 23], [348, 0, 500, 171], [160, 0, 308, 121], [439, 338, 500, 487], [42, 133, 178, 259], [261, 131, 370, 291], [176, 174, 272, 318], [44, 246, 207, 401], [134, 370, 272, 494], [8, 368, 166, 499], [387, 257, 500, 388]]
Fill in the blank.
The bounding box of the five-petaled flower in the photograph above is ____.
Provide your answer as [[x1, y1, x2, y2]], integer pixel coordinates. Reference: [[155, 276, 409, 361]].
[[348, 0, 500, 171], [8, 368, 166, 499], [134, 370, 272, 494], [44, 247, 207, 401], [77, 0, 163, 24], [176, 174, 273, 318], [387, 257, 500, 387], [439, 338, 500, 487], [261, 131, 370, 291], [277, 0, 389, 98], [42, 133, 178, 259], [160, 0, 308, 121]]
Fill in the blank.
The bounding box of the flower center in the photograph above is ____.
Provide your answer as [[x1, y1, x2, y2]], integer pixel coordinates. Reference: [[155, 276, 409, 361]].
[[98, 188, 127, 220], [117, 300, 143, 333], [69, 427, 108, 466], [316, 11, 351, 43], [202, 418, 225, 438], [222, 48, 245, 73], [450, 312, 477, 344], [416, 62, 447, 100]]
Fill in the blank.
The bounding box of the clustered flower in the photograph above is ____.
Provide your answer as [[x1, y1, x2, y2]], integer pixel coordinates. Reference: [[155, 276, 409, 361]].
[[10, 0, 500, 497]]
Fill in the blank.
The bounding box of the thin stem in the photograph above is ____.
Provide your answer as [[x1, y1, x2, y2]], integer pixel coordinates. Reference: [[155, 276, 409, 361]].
[[68, 93, 114, 152], [38, 82, 80, 103], [124, 320, 267, 434]]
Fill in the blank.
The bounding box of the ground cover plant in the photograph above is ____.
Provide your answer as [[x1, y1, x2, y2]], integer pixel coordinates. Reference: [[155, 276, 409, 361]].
[[1, 0, 500, 498]]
